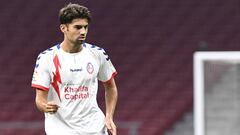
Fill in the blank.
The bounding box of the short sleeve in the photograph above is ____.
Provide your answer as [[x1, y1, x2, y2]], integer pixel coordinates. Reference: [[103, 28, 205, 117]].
[[31, 53, 51, 91], [97, 49, 117, 82]]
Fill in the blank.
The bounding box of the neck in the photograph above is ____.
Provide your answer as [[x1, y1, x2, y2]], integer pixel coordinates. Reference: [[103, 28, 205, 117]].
[[61, 40, 83, 53]]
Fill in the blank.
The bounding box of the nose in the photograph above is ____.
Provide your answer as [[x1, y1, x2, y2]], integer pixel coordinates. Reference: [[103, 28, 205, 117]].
[[80, 27, 87, 35]]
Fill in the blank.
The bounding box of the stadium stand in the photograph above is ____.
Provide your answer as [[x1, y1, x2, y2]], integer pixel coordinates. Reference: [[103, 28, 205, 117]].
[[0, 0, 239, 134]]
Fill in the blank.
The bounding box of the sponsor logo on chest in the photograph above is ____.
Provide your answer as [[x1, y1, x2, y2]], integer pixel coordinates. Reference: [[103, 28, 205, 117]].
[[70, 68, 83, 72], [68, 62, 95, 74]]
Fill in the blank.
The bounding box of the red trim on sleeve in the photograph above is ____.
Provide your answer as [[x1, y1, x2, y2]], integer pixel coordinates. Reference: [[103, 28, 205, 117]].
[[31, 84, 49, 91], [102, 72, 117, 83]]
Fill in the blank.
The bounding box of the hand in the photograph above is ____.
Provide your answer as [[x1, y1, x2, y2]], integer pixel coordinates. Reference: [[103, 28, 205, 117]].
[[105, 117, 117, 135], [44, 101, 60, 114]]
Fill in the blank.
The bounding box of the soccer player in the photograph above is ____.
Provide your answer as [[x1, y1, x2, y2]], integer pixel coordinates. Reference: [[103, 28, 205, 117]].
[[31, 3, 118, 135]]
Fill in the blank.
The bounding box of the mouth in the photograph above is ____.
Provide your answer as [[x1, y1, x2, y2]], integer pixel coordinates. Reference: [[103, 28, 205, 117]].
[[78, 37, 85, 40]]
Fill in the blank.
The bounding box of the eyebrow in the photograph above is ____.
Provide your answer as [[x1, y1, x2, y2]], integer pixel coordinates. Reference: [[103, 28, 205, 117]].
[[74, 25, 88, 28], [74, 24, 88, 27]]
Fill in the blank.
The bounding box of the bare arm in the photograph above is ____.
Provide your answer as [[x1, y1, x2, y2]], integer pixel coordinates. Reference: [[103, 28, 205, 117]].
[[35, 89, 59, 114], [103, 78, 118, 135]]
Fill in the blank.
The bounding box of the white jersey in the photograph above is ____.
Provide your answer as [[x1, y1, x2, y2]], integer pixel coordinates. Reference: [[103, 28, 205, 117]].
[[31, 43, 117, 135]]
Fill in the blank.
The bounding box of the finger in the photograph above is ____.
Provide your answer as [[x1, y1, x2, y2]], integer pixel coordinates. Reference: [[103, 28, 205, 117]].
[[46, 105, 57, 110], [46, 105, 58, 112], [112, 127, 117, 135], [108, 128, 116, 135], [107, 123, 117, 135], [49, 111, 54, 114], [49, 111, 56, 114], [47, 101, 60, 107], [48, 108, 57, 114], [46, 104, 60, 110], [47, 102, 59, 107], [106, 122, 112, 130], [50, 105, 59, 110], [110, 125, 117, 135]]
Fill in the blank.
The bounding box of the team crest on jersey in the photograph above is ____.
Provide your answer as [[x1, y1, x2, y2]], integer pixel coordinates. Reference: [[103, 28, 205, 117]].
[[86, 62, 94, 74]]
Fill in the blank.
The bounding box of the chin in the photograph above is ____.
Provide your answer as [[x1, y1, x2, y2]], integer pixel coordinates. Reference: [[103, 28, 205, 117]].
[[76, 40, 84, 45]]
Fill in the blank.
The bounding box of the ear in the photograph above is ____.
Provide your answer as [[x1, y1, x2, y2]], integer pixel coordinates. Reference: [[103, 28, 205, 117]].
[[60, 24, 66, 33]]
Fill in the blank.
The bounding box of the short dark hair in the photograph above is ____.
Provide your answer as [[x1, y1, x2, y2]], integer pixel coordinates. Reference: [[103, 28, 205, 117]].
[[59, 3, 91, 24]]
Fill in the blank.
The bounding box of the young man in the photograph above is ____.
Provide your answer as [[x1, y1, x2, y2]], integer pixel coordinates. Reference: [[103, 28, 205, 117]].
[[31, 3, 118, 135]]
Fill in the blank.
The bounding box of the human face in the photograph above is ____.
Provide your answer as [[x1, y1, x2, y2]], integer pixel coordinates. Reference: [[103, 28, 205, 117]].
[[61, 18, 89, 45]]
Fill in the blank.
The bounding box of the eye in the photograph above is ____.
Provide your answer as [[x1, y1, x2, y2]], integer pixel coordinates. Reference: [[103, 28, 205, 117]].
[[84, 25, 88, 29], [74, 25, 88, 30], [75, 26, 83, 30]]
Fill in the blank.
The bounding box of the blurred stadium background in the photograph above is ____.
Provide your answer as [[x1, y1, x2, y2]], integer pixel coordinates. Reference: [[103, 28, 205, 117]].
[[0, 0, 239, 134]]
